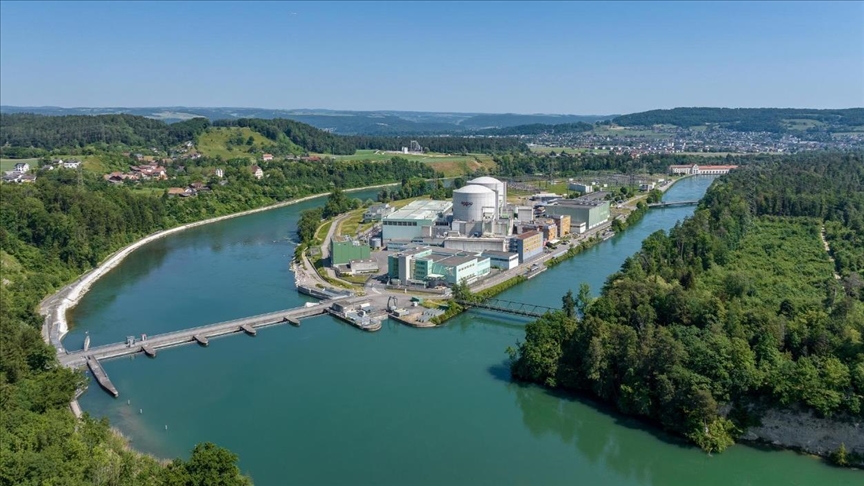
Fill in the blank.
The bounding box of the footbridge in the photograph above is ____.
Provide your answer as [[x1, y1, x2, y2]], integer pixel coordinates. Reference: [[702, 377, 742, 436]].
[[457, 298, 556, 318], [59, 302, 332, 370], [648, 200, 699, 208]]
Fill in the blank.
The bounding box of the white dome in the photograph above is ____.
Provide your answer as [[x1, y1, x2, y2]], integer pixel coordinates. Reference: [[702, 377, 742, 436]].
[[455, 184, 494, 194], [468, 176, 502, 185]]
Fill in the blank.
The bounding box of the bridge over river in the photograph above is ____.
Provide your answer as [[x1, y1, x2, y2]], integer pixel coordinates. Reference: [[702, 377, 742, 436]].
[[66, 292, 544, 398], [647, 200, 699, 208]]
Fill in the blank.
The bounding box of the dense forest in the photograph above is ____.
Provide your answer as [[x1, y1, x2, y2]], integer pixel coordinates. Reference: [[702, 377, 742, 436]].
[[511, 152, 864, 455], [1, 114, 527, 159], [611, 108, 864, 133], [491, 151, 737, 177], [0, 156, 435, 484], [0, 113, 211, 153], [349, 135, 527, 154], [476, 122, 594, 136]]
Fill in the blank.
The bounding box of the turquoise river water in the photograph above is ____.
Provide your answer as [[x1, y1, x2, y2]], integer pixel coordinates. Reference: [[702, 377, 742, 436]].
[[71, 178, 861, 485]]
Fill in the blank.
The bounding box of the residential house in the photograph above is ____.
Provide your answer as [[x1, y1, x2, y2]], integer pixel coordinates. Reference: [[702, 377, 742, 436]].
[[14, 162, 30, 173], [251, 165, 264, 180], [262, 153, 274, 161]]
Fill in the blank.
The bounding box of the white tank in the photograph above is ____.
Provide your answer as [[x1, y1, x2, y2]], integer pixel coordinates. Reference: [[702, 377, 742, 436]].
[[468, 176, 506, 207], [453, 184, 496, 222]]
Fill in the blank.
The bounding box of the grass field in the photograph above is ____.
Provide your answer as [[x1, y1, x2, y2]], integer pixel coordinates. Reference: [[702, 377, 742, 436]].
[[196, 127, 276, 161], [782, 118, 826, 130], [315, 150, 496, 177], [0, 158, 38, 171]]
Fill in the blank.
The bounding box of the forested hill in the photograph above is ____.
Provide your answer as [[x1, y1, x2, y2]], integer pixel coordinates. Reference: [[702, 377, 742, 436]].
[[611, 107, 864, 133], [0, 113, 211, 150], [477, 122, 594, 136], [1, 113, 528, 155], [511, 152, 864, 458]]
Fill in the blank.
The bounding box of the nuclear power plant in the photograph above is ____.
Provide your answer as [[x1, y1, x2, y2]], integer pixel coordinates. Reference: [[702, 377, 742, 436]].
[[372, 175, 613, 286]]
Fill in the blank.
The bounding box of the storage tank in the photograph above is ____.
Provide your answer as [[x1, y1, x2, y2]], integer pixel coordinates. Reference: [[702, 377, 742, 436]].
[[453, 184, 496, 222], [468, 176, 506, 207]]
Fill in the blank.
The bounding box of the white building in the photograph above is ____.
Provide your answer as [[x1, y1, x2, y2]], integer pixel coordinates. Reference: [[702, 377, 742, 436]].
[[14, 162, 30, 173], [382, 199, 452, 241]]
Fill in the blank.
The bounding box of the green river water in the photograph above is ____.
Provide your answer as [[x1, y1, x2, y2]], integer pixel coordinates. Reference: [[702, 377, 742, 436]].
[[71, 177, 861, 485]]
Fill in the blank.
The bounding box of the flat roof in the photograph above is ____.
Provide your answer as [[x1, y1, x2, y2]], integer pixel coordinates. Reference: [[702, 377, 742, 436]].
[[481, 250, 519, 259], [514, 230, 540, 240], [551, 199, 610, 209], [385, 199, 453, 221]]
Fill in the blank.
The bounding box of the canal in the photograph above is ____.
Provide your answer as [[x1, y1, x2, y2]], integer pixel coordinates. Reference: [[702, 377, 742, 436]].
[[72, 177, 859, 485]]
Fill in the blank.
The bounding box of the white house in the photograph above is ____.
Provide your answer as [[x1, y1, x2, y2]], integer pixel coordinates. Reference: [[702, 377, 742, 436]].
[[251, 165, 264, 180], [14, 162, 30, 173], [62, 160, 82, 169]]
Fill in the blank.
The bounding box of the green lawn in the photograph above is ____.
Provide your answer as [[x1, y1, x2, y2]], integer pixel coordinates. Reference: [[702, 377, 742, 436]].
[[0, 158, 38, 171]]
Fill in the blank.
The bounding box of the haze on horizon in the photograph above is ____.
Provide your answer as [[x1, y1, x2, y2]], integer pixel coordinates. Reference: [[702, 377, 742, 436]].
[[1, 1, 862, 115]]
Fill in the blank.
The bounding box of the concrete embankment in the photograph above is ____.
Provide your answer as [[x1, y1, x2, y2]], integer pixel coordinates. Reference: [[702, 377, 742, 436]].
[[39, 182, 399, 354]]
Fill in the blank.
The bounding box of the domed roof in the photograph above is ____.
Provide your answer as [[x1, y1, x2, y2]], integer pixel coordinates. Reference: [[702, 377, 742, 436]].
[[468, 176, 502, 185], [454, 184, 495, 194]]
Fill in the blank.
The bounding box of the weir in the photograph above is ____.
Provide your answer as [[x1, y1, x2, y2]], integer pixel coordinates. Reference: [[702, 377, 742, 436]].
[[61, 302, 332, 373]]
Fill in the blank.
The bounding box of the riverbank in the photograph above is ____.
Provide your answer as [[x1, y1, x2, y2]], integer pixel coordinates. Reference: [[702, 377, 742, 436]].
[[39, 182, 400, 355]]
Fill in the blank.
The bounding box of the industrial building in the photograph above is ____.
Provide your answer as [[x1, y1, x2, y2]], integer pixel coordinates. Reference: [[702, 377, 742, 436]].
[[363, 203, 394, 222], [387, 247, 491, 286], [331, 236, 371, 265], [545, 199, 610, 230], [443, 237, 508, 252], [550, 214, 571, 236], [568, 182, 592, 194], [382, 200, 453, 241], [482, 250, 520, 271], [668, 164, 738, 175], [509, 230, 544, 263]]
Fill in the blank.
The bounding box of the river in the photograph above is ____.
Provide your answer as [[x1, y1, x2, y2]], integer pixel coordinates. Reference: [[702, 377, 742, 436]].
[[72, 177, 859, 485]]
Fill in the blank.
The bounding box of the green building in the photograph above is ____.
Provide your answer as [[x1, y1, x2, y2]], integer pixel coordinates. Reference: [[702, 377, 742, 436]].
[[331, 236, 371, 265]]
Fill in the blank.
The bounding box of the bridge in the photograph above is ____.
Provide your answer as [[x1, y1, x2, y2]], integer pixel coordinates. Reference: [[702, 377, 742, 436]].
[[59, 302, 333, 370], [648, 200, 699, 208], [457, 298, 556, 318]]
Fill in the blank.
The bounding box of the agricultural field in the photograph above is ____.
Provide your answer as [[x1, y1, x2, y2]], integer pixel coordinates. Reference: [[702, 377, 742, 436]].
[[782, 118, 826, 131], [196, 127, 281, 161]]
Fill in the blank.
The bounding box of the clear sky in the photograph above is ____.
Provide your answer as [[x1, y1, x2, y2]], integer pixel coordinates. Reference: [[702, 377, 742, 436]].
[[1, 1, 862, 114]]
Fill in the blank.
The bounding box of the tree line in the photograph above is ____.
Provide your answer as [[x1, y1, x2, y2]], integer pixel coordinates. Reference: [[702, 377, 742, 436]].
[[0, 113, 210, 152], [510, 152, 864, 456], [611, 107, 864, 133]]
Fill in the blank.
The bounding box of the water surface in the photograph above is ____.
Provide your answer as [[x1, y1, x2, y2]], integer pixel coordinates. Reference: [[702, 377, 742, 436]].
[[74, 178, 860, 485]]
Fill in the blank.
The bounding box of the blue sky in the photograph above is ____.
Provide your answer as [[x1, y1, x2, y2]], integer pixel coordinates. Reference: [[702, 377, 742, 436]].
[[1, 1, 862, 114]]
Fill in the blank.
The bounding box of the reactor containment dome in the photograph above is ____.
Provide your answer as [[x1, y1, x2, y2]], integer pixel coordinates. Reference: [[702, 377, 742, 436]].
[[453, 184, 496, 222]]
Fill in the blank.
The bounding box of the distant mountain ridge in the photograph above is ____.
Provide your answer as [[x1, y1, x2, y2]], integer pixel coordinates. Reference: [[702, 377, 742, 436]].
[[0, 106, 614, 135], [3, 106, 862, 136]]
